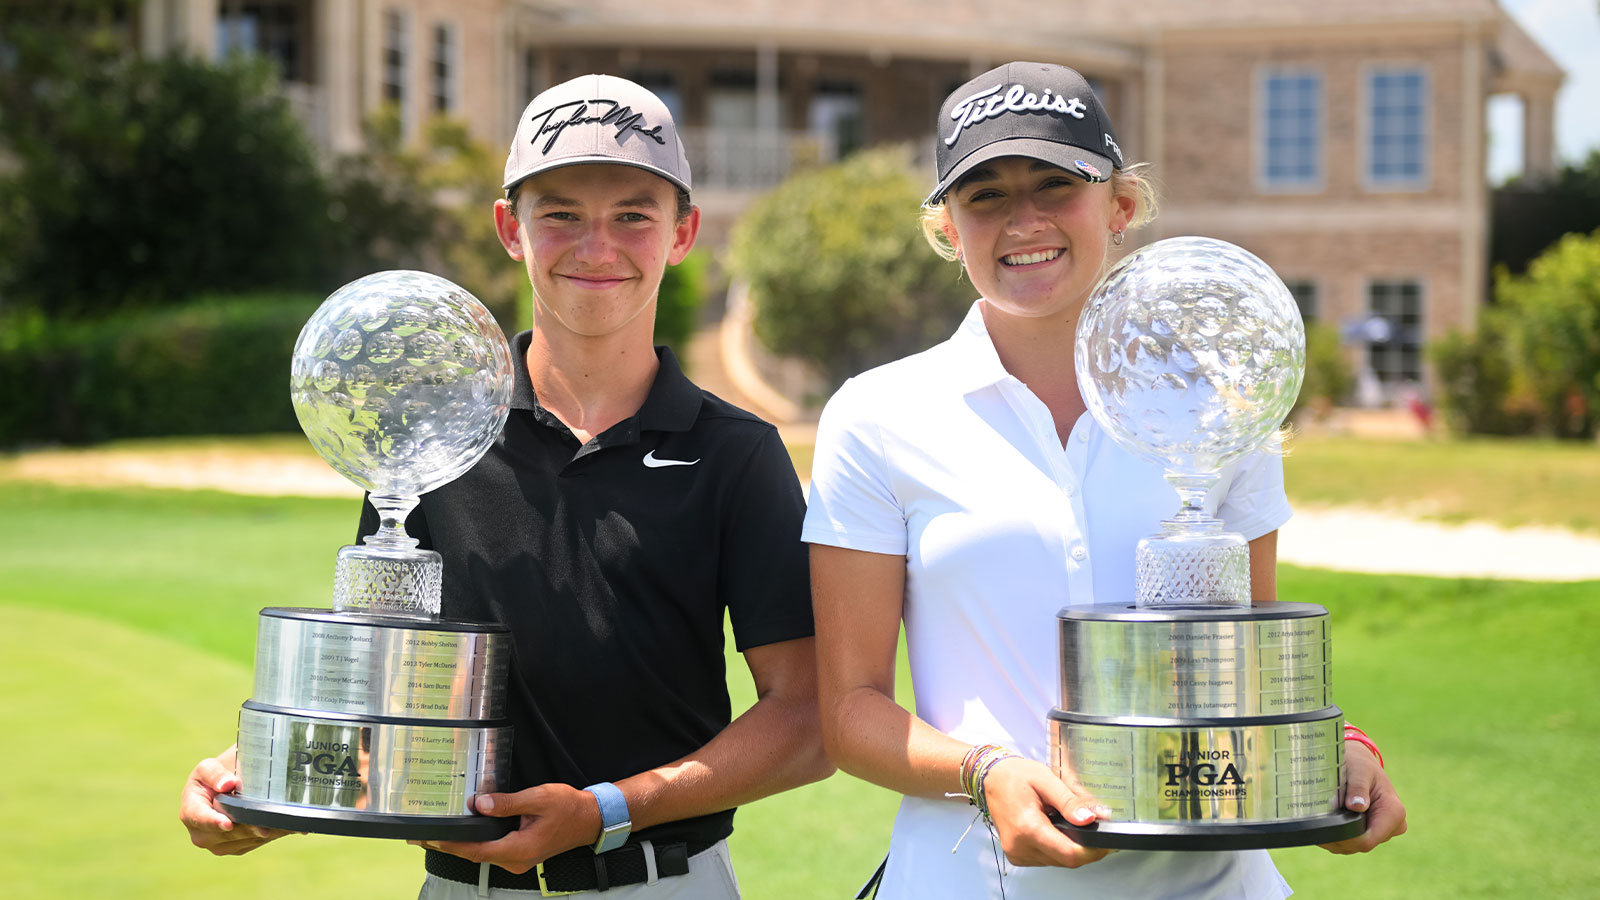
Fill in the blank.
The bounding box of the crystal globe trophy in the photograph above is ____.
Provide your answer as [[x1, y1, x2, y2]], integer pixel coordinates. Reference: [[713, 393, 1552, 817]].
[[217, 270, 518, 841], [1048, 237, 1365, 849]]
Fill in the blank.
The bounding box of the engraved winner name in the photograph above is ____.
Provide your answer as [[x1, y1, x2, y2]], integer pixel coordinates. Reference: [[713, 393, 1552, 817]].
[[402, 659, 457, 669], [309, 631, 374, 643]]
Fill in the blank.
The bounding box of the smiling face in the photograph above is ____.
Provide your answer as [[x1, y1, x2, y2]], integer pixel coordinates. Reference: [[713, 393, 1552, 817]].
[[943, 156, 1133, 326], [495, 163, 698, 343]]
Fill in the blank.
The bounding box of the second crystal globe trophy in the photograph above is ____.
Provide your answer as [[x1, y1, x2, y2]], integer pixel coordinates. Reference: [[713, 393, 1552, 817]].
[[1050, 237, 1365, 850], [217, 270, 518, 840]]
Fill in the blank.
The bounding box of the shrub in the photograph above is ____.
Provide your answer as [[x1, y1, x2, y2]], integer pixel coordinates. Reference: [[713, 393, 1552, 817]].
[[1294, 322, 1354, 419], [1424, 231, 1600, 439], [1428, 320, 1537, 436], [727, 145, 971, 390], [0, 294, 321, 448], [655, 249, 709, 357], [1494, 230, 1600, 439]]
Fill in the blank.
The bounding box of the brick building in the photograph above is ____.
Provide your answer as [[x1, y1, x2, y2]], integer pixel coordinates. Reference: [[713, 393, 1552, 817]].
[[135, 0, 1563, 398]]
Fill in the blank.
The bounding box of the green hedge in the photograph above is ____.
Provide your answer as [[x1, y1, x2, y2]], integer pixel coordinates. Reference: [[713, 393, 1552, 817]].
[[0, 293, 321, 448], [655, 248, 709, 358]]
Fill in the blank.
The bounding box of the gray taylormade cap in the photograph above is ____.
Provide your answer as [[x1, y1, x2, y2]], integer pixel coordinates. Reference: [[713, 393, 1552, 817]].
[[927, 61, 1123, 206], [503, 73, 691, 196]]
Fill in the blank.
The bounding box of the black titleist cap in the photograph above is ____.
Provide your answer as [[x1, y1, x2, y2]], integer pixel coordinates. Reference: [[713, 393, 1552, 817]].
[[927, 61, 1123, 206]]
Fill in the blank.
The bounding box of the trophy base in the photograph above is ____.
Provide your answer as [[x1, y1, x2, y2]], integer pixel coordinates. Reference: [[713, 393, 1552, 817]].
[[218, 794, 516, 841], [1053, 809, 1365, 851]]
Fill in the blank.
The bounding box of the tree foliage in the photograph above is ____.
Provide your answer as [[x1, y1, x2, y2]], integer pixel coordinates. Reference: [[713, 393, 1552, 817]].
[[325, 109, 526, 332], [0, 5, 330, 315], [1491, 150, 1600, 277], [0, 2, 527, 332], [1495, 229, 1600, 438], [727, 145, 971, 389], [1430, 229, 1600, 439]]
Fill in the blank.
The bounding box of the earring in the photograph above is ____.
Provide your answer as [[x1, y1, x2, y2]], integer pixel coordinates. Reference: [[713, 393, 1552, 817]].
[[956, 249, 964, 263], [1111, 229, 1125, 246]]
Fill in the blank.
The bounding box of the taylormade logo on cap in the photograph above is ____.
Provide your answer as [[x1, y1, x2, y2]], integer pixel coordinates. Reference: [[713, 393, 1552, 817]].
[[504, 74, 691, 196], [526, 99, 667, 154]]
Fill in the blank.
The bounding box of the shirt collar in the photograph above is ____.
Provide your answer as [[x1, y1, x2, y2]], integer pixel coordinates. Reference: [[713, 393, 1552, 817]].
[[636, 344, 703, 433], [508, 330, 703, 438], [946, 300, 1016, 395]]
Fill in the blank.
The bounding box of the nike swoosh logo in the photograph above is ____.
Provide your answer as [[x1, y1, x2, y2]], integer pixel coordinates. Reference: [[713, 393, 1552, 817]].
[[642, 450, 701, 468]]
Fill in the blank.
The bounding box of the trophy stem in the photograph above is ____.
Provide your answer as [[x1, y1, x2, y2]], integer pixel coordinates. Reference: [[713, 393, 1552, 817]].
[[1133, 470, 1250, 608], [1164, 471, 1220, 527], [363, 494, 422, 552], [331, 493, 443, 617]]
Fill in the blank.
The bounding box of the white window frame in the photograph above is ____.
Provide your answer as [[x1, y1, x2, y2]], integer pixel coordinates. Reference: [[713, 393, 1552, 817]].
[[431, 21, 459, 115], [1362, 64, 1431, 191], [1255, 66, 1324, 193]]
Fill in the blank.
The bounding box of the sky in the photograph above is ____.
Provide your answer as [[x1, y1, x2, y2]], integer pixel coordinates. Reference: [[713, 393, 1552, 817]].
[[1487, 0, 1600, 181]]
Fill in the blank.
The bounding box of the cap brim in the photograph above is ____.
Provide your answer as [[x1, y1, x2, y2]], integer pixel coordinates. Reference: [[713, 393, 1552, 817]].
[[925, 138, 1117, 206], [504, 157, 691, 197]]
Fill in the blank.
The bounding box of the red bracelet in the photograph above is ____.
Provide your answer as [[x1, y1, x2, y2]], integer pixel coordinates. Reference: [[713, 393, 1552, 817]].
[[1344, 724, 1384, 768]]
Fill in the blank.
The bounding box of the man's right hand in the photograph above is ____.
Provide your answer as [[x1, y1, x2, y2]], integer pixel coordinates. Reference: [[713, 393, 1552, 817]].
[[180, 749, 296, 855]]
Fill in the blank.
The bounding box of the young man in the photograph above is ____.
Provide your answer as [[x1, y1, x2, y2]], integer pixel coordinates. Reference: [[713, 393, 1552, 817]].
[[180, 74, 830, 898]]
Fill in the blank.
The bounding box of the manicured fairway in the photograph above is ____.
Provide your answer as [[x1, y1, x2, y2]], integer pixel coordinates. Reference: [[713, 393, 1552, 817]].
[[2, 482, 1596, 898], [1281, 434, 1600, 534]]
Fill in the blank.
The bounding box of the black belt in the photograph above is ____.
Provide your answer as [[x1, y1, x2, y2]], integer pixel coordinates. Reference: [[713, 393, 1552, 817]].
[[425, 842, 714, 895]]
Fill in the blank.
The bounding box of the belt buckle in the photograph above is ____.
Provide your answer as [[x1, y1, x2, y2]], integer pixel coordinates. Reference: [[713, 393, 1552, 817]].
[[536, 860, 582, 897]]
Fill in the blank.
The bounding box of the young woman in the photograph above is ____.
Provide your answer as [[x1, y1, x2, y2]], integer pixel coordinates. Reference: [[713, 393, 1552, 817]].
[[803, 61, 1406, 898]]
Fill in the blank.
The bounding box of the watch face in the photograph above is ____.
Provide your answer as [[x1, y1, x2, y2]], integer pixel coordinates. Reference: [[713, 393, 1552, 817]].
[[595, 820, 631, 853]]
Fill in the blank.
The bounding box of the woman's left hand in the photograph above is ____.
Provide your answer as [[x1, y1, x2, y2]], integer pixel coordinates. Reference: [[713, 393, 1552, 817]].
[[982, 757, 1115, 869], [1320, 740, 1407, 854]]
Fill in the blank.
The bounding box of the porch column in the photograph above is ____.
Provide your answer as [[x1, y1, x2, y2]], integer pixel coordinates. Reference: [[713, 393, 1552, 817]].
[[182, 0, 218, 59], [1521, 88, 1558, 180], [318, 0, 364, 154]]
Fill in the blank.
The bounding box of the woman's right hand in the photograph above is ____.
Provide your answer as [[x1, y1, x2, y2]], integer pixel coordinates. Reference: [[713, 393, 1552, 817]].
[[981, 757, 1114, 869]]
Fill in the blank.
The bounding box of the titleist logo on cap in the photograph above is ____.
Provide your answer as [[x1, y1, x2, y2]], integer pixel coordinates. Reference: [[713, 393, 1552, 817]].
[[527, 98, 666, 154], [945, 83, 1089, 147]]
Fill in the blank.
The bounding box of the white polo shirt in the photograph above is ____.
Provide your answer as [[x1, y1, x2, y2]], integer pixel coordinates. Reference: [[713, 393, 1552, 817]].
[[803, 302, 1294, 900]]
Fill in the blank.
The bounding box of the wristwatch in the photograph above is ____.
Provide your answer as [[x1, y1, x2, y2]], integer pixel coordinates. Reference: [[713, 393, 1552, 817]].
[[583, 782, 632, 853]]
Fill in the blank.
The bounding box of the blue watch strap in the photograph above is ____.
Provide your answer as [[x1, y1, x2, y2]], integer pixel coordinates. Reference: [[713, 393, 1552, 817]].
[[583, 782, 631, 853]]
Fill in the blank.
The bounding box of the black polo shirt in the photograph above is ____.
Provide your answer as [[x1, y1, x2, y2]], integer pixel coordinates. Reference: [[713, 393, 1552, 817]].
[[357, 331, 813, 848]]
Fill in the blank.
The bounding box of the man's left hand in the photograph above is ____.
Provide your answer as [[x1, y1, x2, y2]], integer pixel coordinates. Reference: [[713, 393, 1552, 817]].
[[412, 783, 602, 874]]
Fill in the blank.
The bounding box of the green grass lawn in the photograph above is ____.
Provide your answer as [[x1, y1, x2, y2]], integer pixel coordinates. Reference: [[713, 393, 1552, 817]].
[[3, 480, 1598, 898], [1282, 434, 1600, 533]]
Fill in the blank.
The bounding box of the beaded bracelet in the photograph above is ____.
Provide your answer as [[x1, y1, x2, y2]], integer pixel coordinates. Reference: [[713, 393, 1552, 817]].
[[1343, 723, 1384, 769]]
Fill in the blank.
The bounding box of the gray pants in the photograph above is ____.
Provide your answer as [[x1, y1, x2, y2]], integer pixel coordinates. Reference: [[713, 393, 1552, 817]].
[[417, 841, 740, 899]]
